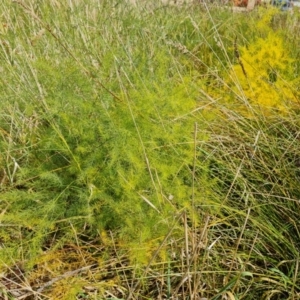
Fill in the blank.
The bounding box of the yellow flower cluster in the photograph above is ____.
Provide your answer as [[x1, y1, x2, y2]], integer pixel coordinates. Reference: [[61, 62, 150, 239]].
[[231, 31, 297, 115]]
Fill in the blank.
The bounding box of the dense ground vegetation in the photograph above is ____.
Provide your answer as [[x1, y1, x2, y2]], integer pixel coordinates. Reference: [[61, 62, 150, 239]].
[[1, 0, 300, 299]]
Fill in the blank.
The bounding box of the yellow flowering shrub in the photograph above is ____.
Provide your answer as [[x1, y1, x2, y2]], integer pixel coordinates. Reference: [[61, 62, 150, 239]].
[[231, 31, 297, 115]]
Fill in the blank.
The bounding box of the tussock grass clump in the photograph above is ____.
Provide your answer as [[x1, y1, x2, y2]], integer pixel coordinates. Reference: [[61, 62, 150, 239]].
[[0, 0, 300, 299]]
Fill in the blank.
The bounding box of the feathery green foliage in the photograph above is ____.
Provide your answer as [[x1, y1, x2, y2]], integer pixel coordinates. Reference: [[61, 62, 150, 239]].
[[1, 0, 300, 299]]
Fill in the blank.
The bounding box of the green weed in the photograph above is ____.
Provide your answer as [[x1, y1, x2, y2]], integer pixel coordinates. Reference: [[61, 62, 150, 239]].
[[0, 0, 300, 299]]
